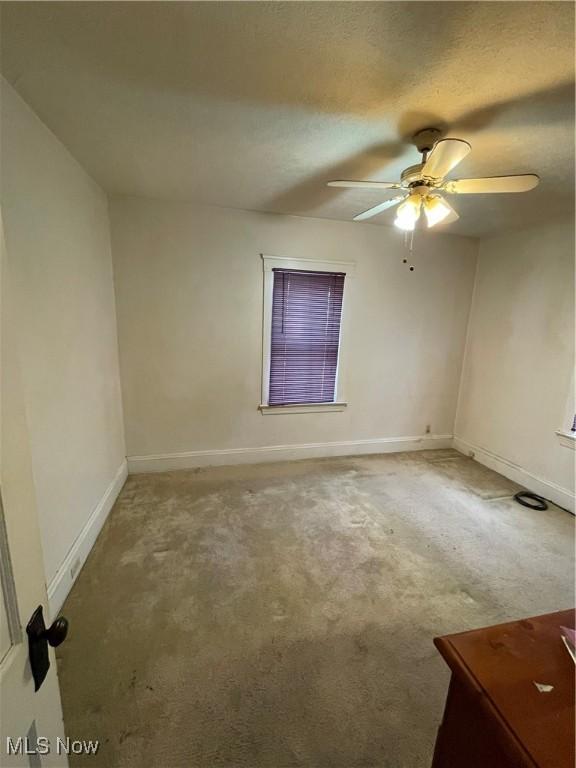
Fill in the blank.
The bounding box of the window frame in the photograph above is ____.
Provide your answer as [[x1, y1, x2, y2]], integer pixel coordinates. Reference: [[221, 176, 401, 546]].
[[259, 254, 355, 414], [556, 372, 576, 450]]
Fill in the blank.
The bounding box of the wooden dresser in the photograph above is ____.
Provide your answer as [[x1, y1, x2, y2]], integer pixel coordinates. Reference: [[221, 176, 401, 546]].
[[432, 609, 575, 768]]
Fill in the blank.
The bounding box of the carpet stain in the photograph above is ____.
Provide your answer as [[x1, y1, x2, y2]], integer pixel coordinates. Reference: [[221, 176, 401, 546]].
[[57, 451, 574, 768]]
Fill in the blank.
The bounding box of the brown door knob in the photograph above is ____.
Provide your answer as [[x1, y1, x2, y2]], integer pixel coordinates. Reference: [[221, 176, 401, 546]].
[[43, 616, 69, 647]]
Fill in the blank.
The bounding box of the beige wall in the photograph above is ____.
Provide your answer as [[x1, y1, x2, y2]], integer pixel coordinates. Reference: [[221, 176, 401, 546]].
[[110, 195, 477, 462], [455, 216, 575, 503], [0, 82, 126, 586]]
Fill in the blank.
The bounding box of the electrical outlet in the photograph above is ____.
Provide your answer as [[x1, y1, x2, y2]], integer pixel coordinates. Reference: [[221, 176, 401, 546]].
[[70, 557, 81, 580], [425, 424, 431, 434], [468, 450, 475, 459]]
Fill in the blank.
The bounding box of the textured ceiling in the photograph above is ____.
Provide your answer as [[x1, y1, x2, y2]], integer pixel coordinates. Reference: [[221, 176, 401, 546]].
[[1, 1, 574, 237]]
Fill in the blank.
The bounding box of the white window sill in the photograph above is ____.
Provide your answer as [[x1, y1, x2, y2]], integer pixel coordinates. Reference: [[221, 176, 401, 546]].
[[556, 430, 576, 450], [259, 402, 347, 415]]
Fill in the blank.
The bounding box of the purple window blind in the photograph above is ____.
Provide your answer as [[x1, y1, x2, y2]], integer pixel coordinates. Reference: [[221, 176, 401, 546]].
[[269, 269, 345, 405]]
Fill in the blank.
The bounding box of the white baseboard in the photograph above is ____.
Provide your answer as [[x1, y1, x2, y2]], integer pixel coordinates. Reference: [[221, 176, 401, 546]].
[[47, 460, 128, 619], [127, 434, 453, 474], [453, 437, 575, 514]]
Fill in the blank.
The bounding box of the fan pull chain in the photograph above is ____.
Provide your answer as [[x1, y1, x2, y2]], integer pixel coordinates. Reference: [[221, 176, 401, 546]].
[[402, 230, 416, 271]]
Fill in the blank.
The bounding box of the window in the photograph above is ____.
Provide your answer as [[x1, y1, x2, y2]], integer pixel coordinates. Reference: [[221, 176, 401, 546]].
[[269, 269, 344, 405], [260, 255, 354, 413]]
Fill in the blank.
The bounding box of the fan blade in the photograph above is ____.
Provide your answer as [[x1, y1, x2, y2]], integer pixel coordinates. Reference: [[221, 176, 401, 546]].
[[353, 195, 407, 221], [327, 180, 401, 190], [443, 174, 540, 195], [422, 138, 471, 181]]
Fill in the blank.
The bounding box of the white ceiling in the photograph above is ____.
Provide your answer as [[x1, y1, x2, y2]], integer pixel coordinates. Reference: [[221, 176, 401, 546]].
[[1, 1, 574, 237]]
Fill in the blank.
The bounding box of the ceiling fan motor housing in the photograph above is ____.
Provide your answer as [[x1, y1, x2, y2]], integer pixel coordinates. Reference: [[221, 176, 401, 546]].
[[401, 164, 431, 187]]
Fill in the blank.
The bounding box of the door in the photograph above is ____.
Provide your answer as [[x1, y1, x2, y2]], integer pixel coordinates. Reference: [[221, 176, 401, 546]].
[[0, 214, 68, 767]]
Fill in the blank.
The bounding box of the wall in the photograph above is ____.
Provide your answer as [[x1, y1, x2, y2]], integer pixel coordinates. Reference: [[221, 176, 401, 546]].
[[455, 216, 575, 511], [110, 195, 477, 470], [0, 81, 126, 610]]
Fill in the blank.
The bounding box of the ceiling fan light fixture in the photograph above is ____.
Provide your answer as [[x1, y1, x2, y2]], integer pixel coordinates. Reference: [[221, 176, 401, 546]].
[[423, 195, 451, 228], [394, 217, 416, 232], [394, 194, 421, 231]]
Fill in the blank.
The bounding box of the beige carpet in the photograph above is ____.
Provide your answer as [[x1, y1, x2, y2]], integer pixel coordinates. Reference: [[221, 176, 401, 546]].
[[57, 450, 574, 767]]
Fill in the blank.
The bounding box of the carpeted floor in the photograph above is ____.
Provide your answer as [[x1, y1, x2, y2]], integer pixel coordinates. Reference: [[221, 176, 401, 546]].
[[57, 450, 574, 768]]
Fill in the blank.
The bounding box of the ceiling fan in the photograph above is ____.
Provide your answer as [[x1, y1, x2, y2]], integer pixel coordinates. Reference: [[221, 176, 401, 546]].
[[327, 128, 540, 230]]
